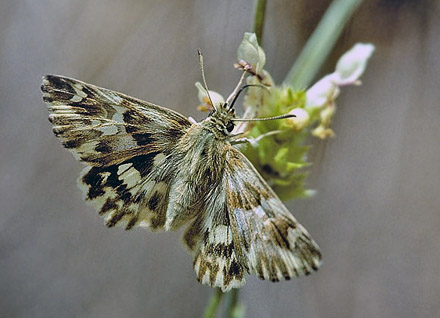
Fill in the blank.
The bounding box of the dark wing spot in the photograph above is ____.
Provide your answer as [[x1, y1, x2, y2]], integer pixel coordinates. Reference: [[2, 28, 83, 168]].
[[45, 75, 75, 94], [206, 243, 233, 258], [270, 220, 291, 249], [106, 210, 126, 227], [120, 191, 132, 204], [100, 198, 117, 215], [123, 109, 148, 127], [163, 128, 182, 139], [148, 192, 161, 211], [150, 213, 166, 229], [43, 95, 54, 103], [81, 85, 96, 98], [132, 132, 153, 146], [130, 152, 160, 177], [82, 168, 106, 199], [50, 91, 74, 102], [63, 139, 82, 149], [95, 141, 112, 153], [125, 216, 139, 230], [228, 260, 242, 276]]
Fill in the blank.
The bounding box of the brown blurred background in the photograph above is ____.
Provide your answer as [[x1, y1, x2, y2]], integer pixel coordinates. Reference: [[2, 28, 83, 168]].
[[1, 0, 439, 317]]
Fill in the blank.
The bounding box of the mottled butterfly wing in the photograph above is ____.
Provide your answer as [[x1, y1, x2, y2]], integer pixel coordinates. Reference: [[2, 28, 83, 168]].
[[42, 75, 192, 230], [183, 174, 247, 291], [42, 75, 321, 290], [184, 146, 321, 291], [226, 148, 322, 281], [42, 75, 191, 167]]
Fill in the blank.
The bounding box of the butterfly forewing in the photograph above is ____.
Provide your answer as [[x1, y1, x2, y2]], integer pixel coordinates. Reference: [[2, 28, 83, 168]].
[[42, 75, 191, 230], [42, 75, 191, 167]]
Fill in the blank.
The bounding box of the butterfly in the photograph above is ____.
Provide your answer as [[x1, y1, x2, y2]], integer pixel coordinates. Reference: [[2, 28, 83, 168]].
[[41, 61, 321, 292]]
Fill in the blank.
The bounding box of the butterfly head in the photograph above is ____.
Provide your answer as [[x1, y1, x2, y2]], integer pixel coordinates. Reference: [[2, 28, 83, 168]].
[[203, 102, 236, 138]]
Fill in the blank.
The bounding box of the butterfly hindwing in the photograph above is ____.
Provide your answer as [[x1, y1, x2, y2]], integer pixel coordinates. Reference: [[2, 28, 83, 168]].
[[77, 151, 177, 230], [183, 176, 247, 291], [184, 146, 321, 291], [225, 148, 322, 281]]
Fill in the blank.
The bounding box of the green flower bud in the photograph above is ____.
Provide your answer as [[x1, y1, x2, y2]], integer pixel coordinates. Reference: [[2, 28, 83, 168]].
[[237, 32, 266, 73]]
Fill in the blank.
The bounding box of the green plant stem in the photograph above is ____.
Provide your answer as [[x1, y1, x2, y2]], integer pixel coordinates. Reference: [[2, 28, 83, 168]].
[[283, 0, 364, 89], [252, 0, 267, 45], [203, 288, 224, 318], [226, 289, 245, 318]]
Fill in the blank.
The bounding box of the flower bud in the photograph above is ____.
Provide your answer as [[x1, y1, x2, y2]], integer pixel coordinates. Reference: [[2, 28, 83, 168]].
[[320, 104, 336, 126], [335, 43, 375, 85], [195, 82, 225, 111], [306, 43, 374, 110], [312, 125, 335, 139], [285, 108, 310, 130], [305, 74, 340, 110], [237, 32, 266, 73]]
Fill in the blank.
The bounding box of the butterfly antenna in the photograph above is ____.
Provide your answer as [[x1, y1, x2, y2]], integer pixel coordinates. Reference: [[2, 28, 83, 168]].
[[227, 84, 268, 110], [197, 49, 216, 110], [232, 113, 296, 122]]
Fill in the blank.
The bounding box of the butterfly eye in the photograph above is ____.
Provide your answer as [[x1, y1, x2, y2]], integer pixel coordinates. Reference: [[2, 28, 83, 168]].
[[226, 121, 234, 133]]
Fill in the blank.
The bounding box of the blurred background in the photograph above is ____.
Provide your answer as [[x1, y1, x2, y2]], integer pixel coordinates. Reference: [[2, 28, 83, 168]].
[[1, 0, 439, 317]]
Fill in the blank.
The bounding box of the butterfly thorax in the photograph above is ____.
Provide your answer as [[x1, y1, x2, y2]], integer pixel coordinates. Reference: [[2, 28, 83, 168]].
[[171, 122, 229, 214], [200, 103, 236, 140]]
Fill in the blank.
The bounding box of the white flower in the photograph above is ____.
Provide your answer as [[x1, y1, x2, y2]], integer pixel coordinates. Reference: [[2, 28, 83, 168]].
[[305, 43, 374, 139], [335, 43, 375, 85], [195, 82, 225, 110], [305, 74, 340, 109], [306, 43, 375, 110]]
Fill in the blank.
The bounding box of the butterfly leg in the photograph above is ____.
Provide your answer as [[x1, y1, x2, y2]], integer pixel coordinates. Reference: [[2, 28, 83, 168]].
[[230, 130, 282, 147]]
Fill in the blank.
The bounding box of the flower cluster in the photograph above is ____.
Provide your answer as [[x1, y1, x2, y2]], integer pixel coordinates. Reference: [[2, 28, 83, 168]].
[[196, 33, 374, 201]]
